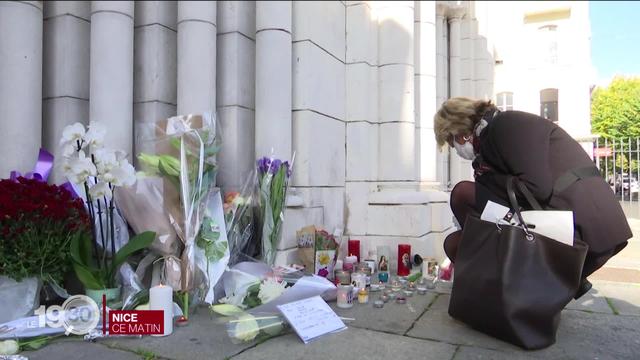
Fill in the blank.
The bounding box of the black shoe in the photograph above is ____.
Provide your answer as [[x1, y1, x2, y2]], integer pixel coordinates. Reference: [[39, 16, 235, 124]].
[[574, 279, 592, 300]]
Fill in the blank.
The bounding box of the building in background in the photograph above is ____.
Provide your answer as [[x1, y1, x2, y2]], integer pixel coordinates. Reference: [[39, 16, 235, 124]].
[[0, 1, 593, 264], [490, 1, 596, 157]]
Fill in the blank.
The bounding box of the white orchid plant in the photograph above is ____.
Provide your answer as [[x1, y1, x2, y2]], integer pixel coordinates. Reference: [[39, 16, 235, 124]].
[[59, 123, 153, 290]]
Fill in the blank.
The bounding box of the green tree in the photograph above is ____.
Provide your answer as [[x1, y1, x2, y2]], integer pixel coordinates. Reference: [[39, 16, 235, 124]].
[[591, 76, 640, 138]]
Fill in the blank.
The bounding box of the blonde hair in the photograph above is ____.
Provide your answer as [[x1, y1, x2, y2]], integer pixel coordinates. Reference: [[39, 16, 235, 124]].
[[433, 97, 496, 148]]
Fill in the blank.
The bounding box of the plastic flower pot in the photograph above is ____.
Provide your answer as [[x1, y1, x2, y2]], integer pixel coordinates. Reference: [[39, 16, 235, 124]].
[[85, 287, 121, 306]]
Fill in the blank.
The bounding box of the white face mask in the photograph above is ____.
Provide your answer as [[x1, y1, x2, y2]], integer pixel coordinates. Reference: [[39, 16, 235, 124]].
[[453, 138, 476, 160]]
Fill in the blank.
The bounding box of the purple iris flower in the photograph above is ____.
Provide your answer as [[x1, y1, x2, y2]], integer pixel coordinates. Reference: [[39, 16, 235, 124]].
[[256, 157, 271, 175], [269, 159, 282, 174]]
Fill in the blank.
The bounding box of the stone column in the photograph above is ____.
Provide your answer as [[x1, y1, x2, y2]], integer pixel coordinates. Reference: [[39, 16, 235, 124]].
[[414, 1, 437, 183], [43, 1, 90, 183], [0, 1, 43, 177], [435, 3, 449, 187], [90, 1, 134, 157], [447, 6, 472, 185], [216, 1, 256, 191], [378, 1, 415, 182], [133, 1, 177, 161], [255, 1, 292, 161], [177, 1, 216, 115], [447, 7, 464, 97], [460, 17, 476, 97]]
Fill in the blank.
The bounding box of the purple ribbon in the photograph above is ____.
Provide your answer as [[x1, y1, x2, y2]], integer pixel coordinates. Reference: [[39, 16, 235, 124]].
[[10, 148, 54, 182], [8, 148, 78, 198]]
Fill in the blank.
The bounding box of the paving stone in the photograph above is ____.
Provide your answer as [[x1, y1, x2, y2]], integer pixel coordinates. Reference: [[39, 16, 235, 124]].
[[24, 339, 140, 360], [330, 290, 437, 334], [565, 287, 614, 315], [102, 307, 254, 360], [409, 295, 640, 360], [591, 281, 640, 316], [231, 327, 456, 360], [407, 294, 521, 352]]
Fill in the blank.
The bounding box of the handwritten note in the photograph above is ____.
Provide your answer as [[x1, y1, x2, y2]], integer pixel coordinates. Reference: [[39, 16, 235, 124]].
[[277, 296, 346, 344]]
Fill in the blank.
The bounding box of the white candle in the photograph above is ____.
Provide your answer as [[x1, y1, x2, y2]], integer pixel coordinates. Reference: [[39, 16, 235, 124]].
[[150, 284, 173, 336]]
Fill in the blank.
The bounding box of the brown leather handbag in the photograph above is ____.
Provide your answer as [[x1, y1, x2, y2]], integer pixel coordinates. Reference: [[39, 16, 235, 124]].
[[448, 177, 588, 349]]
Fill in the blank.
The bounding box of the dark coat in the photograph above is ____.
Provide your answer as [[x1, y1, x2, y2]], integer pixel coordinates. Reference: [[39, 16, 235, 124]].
[[473, 111, 631, 274]]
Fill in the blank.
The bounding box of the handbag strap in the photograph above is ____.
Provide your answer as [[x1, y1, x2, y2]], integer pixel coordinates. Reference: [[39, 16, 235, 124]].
[[506, 176, 535, 240], [515, 179, 543, 210]]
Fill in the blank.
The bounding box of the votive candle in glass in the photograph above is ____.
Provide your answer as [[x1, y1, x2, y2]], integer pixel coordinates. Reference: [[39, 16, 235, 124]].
[[337, 285, 354, 309]]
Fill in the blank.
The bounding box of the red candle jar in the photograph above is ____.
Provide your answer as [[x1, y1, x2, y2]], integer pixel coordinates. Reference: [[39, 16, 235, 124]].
[[397, 244, 411, 276], [348, 239, 361, 262]]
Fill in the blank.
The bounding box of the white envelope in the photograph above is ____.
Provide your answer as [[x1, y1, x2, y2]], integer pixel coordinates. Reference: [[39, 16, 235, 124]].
[[519, 211, 574, 246]]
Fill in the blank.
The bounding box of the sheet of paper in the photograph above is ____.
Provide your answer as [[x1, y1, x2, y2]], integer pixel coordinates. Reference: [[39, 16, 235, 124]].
[[480, 200, 512, 224], [277, 296, 346, 344], [520, 210, 574, 246]]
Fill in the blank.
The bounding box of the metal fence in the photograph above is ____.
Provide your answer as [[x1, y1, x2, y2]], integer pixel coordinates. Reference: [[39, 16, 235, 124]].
[[593, 137, 640, 202]]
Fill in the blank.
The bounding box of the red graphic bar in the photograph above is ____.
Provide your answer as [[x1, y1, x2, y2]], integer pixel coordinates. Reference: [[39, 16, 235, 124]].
[[109, 310, 164, 335]]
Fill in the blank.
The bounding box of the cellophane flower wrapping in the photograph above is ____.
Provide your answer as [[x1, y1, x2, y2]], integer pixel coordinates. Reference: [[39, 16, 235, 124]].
[[223, 311, 289, 344], [223, 172, 262, 267], [118, 112, 229, 308], [255, 157, 292, 266]]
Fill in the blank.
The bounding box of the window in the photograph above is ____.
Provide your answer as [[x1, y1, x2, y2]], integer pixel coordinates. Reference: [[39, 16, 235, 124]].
[[540, 88, 558, 123], [496, 92, 513, 111]]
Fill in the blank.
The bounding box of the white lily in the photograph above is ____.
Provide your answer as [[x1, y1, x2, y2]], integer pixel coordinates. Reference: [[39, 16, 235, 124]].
[[89, 181, 112, 200], [84, 122, 106, 148], [60, 122, 86, 146]]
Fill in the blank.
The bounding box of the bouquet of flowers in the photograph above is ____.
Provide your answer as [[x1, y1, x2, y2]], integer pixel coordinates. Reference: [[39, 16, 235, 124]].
[[223, 171, 263, 266], [212, 262, 337, 344], [119, 113, 229, 316], [256, 157, 292, 265], [0, 176, 89, 286], [214, 263, 290, 311]]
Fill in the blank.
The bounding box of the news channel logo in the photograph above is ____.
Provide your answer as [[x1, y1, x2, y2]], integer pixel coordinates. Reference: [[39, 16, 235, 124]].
[[34, 295, 100, 335]]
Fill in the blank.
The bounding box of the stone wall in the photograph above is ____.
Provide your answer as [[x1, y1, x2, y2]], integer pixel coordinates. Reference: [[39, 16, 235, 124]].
[[0, 0, 504, 265]]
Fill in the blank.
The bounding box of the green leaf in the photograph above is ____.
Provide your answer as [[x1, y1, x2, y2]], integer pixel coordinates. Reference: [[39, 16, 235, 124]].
[[137, 153, 161, 173], [20, 336, 50, 351], [112, 231, 156, 271], [72, 262, 104, 290], [158, 155, 181, 178], [69, 232, 92, 267]]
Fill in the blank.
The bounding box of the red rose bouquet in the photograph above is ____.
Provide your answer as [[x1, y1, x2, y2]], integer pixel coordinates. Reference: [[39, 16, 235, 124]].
[[0, 177, 90, 284]]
